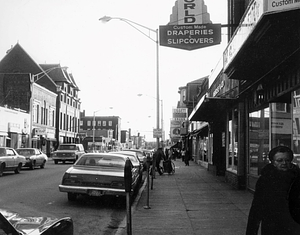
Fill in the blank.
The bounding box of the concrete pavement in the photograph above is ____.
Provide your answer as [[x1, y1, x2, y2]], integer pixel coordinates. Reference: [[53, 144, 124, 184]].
[[116, 160, 254, 235]]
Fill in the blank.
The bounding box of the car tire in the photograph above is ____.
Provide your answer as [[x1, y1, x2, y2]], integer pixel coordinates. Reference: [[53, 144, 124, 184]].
[[30, 161, 36, 170], [54, 160, 58, 164], [14, 163, 22, 174], [40, 161, 46, 169], [67, 193, 77, 201], [0, 163, 4, 177]]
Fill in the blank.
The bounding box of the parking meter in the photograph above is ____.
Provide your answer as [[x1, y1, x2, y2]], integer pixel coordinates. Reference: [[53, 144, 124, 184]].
[[124, 158, 132, 192]]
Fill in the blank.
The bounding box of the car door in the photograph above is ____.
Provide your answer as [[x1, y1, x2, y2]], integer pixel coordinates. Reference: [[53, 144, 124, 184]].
[[35, 149, 42, 165], [0, 148, 11, 167], [6, 149, 16, 167]]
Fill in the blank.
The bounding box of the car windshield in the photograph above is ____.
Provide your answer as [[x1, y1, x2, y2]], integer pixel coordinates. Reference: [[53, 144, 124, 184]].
[[58, 145, 76, 150], [76, 156, 125, 168], [16, 149, 35, 156]]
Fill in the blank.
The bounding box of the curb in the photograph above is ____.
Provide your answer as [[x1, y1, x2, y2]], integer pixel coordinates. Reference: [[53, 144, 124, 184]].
[[115, 175, 148, 235]]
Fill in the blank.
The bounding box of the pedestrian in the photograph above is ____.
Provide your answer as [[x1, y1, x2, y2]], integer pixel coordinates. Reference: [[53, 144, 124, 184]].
[[181, 148, 186, 162], [169, 148, 173, 160], [153, 148, 164, 175], [185, 149, 190, 166], [246, 145, 300, 235]]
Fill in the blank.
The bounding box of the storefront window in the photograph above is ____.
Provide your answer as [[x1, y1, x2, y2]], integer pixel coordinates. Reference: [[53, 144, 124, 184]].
[[293, 89, 300, 166], [249, 108, 269, 175], [270, 102, 292, 148], [227, 109, 238, 172], [249, 102, 292, 176]]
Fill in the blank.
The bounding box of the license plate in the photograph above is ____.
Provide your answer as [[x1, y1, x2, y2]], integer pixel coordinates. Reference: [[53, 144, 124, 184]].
[[89, 190, 104, 197]]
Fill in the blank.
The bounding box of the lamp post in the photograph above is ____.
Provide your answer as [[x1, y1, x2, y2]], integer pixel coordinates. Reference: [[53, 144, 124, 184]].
[[137, 94, 164, 141], [99, 16, 161, 149], [92, 107, 113, 151]]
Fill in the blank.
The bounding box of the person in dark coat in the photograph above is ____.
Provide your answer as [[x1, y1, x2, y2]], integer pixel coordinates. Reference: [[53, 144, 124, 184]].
[[246, 146, 300, 235], [153, 148, 164, 175], [184, 149, 190, 166]]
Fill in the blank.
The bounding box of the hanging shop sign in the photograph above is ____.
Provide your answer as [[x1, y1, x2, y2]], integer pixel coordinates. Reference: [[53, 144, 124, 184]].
[[159, 24, 221, 50], [267, 0, 300, 12]]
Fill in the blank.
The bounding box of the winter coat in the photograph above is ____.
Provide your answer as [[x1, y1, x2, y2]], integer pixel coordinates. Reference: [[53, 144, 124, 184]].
[[246, 164, 300, 235]]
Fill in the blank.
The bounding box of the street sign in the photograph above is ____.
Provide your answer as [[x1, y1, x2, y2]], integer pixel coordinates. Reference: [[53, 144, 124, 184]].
[[159, 24, 221, 51], [153, 129, 162, 138]]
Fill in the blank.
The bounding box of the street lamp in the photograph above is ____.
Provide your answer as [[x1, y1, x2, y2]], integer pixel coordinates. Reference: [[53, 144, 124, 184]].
[[99, 16, 161, 149], [137, 94, 164, 141], [92, 107, 113, 151]]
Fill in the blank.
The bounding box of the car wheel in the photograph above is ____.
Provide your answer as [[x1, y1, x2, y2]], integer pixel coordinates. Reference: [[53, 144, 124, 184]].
[[14, 163, 22, 174], [30, 161, 36, 170], [67, 193, 77, 201], [54, 160, 58, 164], [0, 163, 4, 177], [40, 160, 46, 169]]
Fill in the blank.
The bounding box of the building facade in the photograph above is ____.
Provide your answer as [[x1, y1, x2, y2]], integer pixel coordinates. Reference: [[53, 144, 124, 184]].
[[0, 43, 81, 154], [189, 1, 300, 191], [79, 111, 121, 151]]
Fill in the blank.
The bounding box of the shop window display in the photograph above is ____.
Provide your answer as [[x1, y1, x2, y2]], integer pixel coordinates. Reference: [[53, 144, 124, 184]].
[[249, 108, 270, 176], [249, 102, 293, 176], [227, 109, 238, 172], [293, 89, 300, 167]]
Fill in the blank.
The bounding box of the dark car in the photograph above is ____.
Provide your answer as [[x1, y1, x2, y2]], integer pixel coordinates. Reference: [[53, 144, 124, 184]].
[[59, 152, 141, 201], [0, 208, 73, 235], [121, 149, 147, 171]]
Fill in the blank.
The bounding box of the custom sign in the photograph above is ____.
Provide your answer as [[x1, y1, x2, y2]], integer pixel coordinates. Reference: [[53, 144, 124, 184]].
[[159, 24, 221, 50]]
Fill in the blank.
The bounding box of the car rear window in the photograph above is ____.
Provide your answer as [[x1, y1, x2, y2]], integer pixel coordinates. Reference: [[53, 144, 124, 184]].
[[58, 145, 76, 150], [76, 156, 125, 168], [16, 149, 35, 156]]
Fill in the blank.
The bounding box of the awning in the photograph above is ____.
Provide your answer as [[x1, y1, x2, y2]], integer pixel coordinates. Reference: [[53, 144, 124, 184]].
[[189, 96, 236, 122], [189, 123, 209, 137], [224, 8, 300, 81]]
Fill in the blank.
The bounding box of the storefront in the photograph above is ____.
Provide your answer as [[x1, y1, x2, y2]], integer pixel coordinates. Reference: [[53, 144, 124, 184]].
[[222, 1, 300, 190]]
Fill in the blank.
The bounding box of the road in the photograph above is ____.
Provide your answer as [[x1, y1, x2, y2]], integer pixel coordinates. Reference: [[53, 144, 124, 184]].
[[0, 160, 129, 235]]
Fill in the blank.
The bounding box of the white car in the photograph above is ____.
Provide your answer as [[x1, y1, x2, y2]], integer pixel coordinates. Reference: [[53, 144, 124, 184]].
[[16, 148, 48, 170], [0, 147, 26, 176]]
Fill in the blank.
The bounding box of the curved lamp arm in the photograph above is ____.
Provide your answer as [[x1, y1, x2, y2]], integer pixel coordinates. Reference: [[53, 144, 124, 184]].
[[99, 16, 157, 43]]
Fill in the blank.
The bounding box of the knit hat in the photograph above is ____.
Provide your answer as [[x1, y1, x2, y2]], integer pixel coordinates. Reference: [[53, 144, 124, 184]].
[[268, 145, 294, 161]]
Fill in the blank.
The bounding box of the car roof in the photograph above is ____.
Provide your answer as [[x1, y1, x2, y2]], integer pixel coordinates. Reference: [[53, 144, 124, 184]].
[[16, 148, 36, 150], [82, 152, 128, 159]]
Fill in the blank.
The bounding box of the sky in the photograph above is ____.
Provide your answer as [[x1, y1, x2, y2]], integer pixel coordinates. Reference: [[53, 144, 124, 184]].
[[0, 0, 228, 141]]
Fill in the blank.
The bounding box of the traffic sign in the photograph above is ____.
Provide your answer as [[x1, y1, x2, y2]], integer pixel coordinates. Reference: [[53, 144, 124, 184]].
[[153, 129, 162, 138]]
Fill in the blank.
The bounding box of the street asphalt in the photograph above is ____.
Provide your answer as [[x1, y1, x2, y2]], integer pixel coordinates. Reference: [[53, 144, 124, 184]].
[[116, 159, 254, 235]]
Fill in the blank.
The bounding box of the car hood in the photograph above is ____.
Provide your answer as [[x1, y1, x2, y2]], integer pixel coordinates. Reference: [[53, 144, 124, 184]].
[[0, 209, 73, 235]]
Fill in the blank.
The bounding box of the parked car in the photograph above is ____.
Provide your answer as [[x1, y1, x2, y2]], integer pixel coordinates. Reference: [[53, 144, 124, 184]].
[[52, 143, 85, 164], [112, 150, 144, 176], [121, 149, 147, 171], [0, 147, 26, 177], [59, 152, 141, 201], [0, 208, 73, 235], [16, 148, 48, 170]]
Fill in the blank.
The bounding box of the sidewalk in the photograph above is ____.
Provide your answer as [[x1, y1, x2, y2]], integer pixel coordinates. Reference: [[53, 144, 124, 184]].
[[117, 160, 254, 235]]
